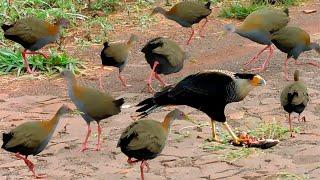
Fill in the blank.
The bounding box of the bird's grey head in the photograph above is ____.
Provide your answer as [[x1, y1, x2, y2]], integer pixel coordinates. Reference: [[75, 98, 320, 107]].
[[151, 7, 167, 16], [170, 108, 189, 121], [57, 104, 72, 116], [55, 18, 69, 28], [310, 42, 320, 55], [60, 70, 75, 80]]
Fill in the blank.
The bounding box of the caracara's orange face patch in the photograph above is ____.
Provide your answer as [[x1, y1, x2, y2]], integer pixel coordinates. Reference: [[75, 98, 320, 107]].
[[250, 75, 266, 86]]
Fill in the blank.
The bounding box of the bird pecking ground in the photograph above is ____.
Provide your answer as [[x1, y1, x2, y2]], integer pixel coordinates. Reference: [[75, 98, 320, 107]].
[[0, 1, 320, 179]]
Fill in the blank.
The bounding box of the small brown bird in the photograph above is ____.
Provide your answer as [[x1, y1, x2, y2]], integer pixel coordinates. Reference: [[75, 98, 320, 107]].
[[151, 1, 212, 45], [271, 26, 320, 80], [1, 17, 68, 74], [141, 37, 187, 93], [118, 109, 189, 180], [100, 34, 138, 89], [280, 70, 309, 137], [225, 7, 289, 71], [136, 70, 266, 144], [61, 70, 124, 152], [1, 105, 71, 178]]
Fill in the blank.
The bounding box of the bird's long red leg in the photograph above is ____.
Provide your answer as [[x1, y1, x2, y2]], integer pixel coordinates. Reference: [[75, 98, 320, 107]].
[[244, 45, 271, 67], [127, 157, 140, 164], [22, 49, 34, 74], [80, 124, 91, 152], [186, 27, 195, 45], [199, 18, 209, 38], [140, 160, 149, 180], [249, 45, 274, 72], [95, 122, 102, 151], [24, 50, 49, 59], [14, 153, 46, 178], [146, 61, 159, 93], [295, 59, 320, 67], [154, 73, 169, 87], [284, 57, 290, 81], [118, 71, 131, 87]]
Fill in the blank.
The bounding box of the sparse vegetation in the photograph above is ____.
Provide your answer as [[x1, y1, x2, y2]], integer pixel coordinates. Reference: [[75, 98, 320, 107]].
[[248, 120, 300, 140], [0, 49, 85, 76], [222, 147, 259, 161]]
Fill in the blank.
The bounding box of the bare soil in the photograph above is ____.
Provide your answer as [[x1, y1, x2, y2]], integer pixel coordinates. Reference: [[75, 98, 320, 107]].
[[1, 1, 320, 179]]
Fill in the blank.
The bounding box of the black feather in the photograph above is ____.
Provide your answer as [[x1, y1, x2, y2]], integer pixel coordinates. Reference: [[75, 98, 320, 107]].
[[1, 24, 13, 31], [1, 132, 13, 149], [205, 1, 211, 9], [103, 41, 109, 47]]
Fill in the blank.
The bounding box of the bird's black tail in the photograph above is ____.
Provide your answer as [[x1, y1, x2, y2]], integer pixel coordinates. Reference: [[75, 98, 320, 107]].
[[283, 8, 289, 16], [136, 86, 174, 118], [205, 1, 211, 9], [1, 24, 13, 32], [1, 132, 13, 149], [114, 98, 125, 108]]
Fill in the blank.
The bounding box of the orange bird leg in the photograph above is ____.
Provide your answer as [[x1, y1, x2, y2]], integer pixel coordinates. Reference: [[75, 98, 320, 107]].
[[244, 45, 271, 67], [249, 45, 274, 72], [284, 57, 290, 81], [154, 73, 169, 87], [80, 124, 91, 152], [99, 65, 105, 90], [15, 153, 46, 179], [118, 70, 131, 87], [288, 113, 295, 138], [199, 18, 209, 38], [140, 160, 150, 180], [146, 61, 159, 93], [95, 122, 102, 151], [186, 27, 195, 45], [21, 49, 34, 74]]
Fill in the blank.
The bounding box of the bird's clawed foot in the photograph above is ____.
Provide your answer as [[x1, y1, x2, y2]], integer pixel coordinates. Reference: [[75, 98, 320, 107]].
[[146, 83, 156, 93], [94, 144, 101, 151], [33, 173, 47, 179]]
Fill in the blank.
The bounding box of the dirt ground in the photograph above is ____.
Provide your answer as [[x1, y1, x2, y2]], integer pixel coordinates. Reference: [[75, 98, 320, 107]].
[[1, 1, 320, 179]]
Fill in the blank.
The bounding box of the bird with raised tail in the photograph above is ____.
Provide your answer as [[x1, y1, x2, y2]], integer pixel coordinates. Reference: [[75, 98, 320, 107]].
[[136, 70, 266, 144], [61, 70, 124, 152], [1, 17, 69, 74], [151, 1, 212, 45], [1, 105, 72, 178], [271, 26, 320, 80], [118, 109, 189, 180], [280, 70, 309, 137], [224, 7, 289, 72], [141, 37, 187, 93], [100, 34, 138, 89]]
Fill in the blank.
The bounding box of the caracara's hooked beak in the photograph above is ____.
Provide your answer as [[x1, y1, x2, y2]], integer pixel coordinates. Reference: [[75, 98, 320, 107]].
[[250, 75, 266, 86]]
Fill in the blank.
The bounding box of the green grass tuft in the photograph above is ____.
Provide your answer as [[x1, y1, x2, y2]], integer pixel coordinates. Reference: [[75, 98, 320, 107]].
[[248, 120, 300, 140], [222, 147, 258, 161], [219, 2, 266, 20], [0, 49, 85, 76]]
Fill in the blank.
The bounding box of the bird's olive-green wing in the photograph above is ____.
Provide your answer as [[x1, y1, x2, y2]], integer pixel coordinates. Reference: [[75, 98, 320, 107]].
[[123, 120, 166, 154], [5, 18, 55, 44], [242, 8, 289, 32], [4, 122, 48, 149], [172, 2, 210, 23], [105, 43, 129, 63], [152, 39, 185, 67], [73, 86, 121, 118], [289, 83, 309, 106], [271, 27, 310, 48]]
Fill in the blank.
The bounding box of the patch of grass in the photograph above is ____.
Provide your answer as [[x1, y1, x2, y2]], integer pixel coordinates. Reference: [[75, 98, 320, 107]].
[[219, 0, 303, 20], [201, 141, 227, 152], [248, 120, 300, 140], [222, 147, 259, 161], [219, 2, 266, 20], [276, 171, 305, 180], [0, 49, 85, 76]]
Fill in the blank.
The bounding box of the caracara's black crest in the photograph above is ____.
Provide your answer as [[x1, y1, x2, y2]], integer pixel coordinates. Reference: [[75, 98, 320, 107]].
[[234, 73, 256, 80]]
